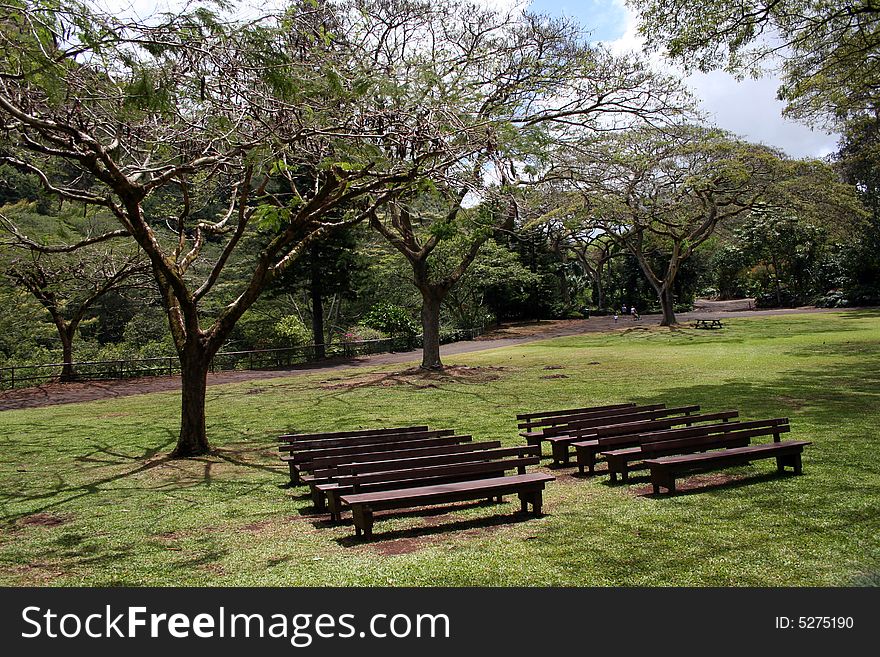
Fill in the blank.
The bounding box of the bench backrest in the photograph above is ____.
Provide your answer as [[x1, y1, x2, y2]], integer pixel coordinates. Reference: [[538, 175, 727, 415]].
[[308, 440, 502, 475], [278, 425, 429, 443], [518, 404, 662, 431], [338, 445, 541, 477], [517, 403, 637, 430], [630, 417, 788, 445], [291, 435, 472, 467], [639, 424, 790, 458], [338, 456, 541, 490], [516, 403, 633, 422], [590, 411, 741, 447], [279, 428, 453, 453], [542, 405, 701, 438]]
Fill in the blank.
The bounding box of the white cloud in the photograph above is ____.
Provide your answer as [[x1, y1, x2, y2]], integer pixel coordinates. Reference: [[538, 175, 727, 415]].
[[601, 0, 838, 159]]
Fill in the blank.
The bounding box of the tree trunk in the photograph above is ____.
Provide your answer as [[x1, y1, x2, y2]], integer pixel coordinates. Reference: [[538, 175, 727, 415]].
[[595, 264, 605, 310], [771, 252, 783, 307], [59, 328, 76, 383], [310, 252, 325, 359], [172, 349, 211, 457], [419, 287, 444, 370], [659, 286, 677, 326], [558, 253, 570, 306]]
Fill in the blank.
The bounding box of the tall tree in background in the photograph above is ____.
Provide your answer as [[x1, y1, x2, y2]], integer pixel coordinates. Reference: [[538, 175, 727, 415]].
[[365, 1, 689, 368], [629, 0, 880, 126], [561, 127, 805, 324], [834, 115, 880, 298], [0, 1, 458, 456], [0, 227, 148, 380]]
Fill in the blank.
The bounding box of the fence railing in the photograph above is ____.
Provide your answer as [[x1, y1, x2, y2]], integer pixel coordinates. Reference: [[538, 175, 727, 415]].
[[0, 327, 486, 391]]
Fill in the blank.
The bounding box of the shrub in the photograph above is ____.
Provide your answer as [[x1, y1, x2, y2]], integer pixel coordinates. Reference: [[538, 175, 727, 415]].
[[362, 303, 419, 337], [273, 315, 311, 346]]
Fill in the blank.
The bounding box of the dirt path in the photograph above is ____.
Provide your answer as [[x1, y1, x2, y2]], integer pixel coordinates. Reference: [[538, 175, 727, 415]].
[[0, 303, 864, 411]]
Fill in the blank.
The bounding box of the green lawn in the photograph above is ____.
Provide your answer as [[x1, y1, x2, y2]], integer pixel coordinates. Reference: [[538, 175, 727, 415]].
[[1, 311, 878, 586]]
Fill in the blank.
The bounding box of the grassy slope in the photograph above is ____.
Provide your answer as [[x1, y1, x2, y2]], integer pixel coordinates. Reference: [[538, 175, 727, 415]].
[[0, 311, 878, 586]]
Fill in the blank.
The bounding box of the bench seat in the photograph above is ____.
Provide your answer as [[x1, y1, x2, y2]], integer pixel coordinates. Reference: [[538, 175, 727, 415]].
[[644, 440, 811, 495], [340, 473, 555, 538]]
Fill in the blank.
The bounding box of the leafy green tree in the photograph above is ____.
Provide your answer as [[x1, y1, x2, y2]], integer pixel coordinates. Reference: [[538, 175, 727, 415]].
[[444, 239, 540, 327], [836, 114, 880, 300], [367, 1, 689, 368], [559, 126, 852, 324], [0, 1, 455, 456], [0, 206, 149, 379]]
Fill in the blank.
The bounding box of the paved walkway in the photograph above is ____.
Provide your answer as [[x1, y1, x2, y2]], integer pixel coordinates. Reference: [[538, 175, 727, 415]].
[[0, 303, 861, 411]]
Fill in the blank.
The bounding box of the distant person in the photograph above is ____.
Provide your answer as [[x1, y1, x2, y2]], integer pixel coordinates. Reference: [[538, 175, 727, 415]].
[[621, 304, 628, 315], [613, 313, 619, 323], [631, 306, 639, 320]]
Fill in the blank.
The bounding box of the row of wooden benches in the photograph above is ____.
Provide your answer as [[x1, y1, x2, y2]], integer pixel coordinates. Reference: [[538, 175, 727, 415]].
[[277, 426, 554, 538], [277, 401, 811, 537], [516, 403, 811, 493]]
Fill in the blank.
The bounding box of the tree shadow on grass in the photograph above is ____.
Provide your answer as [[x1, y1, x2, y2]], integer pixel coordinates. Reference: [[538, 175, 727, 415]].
[[633, 356, 880, 432], [0, 435, 281, 525]]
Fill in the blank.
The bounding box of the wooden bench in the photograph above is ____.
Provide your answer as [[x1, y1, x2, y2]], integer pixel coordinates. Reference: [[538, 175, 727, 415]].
[[517, 403, 635, 436], [319, 445, 539, 519], [543, 405, 702, 466], [520, 404, 664, 446], [304, 440, 504, 510], [601, 419, 789, 482], [340, 472, 555, 539], [571, 410, 739, 474], [694, 319, 723, 330], [278, 425, 429, 443], [281, 430, 461, 484], [645, 440, 811, 495]]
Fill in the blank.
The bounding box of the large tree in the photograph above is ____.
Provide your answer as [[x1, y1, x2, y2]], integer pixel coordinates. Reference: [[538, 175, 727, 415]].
[[0, 216, 148, 380], [0, 0, 461, 455], [365, 1, 689, 368], [628, 0, 880, 126], [558, 126, 849, 325]]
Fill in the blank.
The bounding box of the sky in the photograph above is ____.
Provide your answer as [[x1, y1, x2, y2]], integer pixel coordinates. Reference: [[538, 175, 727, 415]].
[[522, 0, 839, 159]]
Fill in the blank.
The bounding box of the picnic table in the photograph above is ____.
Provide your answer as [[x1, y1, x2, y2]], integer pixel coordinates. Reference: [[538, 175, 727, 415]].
[[694, 319, 723, 330]]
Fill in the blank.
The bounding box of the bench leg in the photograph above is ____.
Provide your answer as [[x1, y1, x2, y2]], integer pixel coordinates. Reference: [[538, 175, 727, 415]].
[[609, 469, 618, 483], [288, 463, 300, 485], [327, 492, 342, 522], [310, 486, 326, 512], [551, 442, 570, 467], [776, 452, 803, 474], [532, 490, 543, 515], [650, 467, 673, 495], [352, 505, 374, 540], [621, 466, 629, 483], [518, 490, 543, 515], [527, 437, 543, 457]]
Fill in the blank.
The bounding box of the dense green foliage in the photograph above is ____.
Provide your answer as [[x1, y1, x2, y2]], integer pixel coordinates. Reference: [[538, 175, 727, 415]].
[[0, 311, 877, 585]]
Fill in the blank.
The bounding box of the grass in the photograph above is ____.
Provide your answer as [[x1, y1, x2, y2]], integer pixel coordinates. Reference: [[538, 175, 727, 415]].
[[0, 311, 878, 586]]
